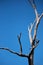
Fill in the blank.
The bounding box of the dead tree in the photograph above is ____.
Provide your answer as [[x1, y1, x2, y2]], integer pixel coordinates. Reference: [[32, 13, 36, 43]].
[[0, 0, 43, 65]]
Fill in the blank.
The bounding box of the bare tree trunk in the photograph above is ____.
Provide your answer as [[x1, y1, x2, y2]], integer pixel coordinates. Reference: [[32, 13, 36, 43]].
[[28, 48, 34, 65]]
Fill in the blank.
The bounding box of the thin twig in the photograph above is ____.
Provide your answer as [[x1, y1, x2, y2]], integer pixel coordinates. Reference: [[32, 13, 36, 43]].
[[17, 33, 22, 54], [28, 0, 39, 20]]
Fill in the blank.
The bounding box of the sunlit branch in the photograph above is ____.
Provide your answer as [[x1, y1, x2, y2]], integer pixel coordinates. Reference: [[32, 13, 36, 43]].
[[33, 13, 43, 41], [39, 13, 43, 21], [28, 0, 39, 20], [28, 18, 36, 45]]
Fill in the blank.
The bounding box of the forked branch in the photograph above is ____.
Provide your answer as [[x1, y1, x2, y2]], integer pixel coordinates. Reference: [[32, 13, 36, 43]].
[[0, 47, 28, 58], [28, 18, 36, 45], [28, 0, 43, 65]]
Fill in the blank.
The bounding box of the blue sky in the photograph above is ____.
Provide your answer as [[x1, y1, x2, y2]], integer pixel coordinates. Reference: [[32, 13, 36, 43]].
[[0, 0, 43, 65]]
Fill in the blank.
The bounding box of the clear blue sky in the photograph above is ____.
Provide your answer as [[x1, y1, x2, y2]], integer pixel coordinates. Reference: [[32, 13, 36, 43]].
[[0, 0, 43, 65]]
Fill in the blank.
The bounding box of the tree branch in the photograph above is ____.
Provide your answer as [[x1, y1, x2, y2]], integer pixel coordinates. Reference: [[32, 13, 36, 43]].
[[39, 13, 43, 21], [0, 48, 28, 58], [33, 13, 43, 41], [28, 19, 36, 45], [28, 0, 36, 9], [0, 1, 43, 65], [28, 0, 39, 20], [17, 33, 22, 54], [29, 39, 39, 58], [28, 25, 33, 45]]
